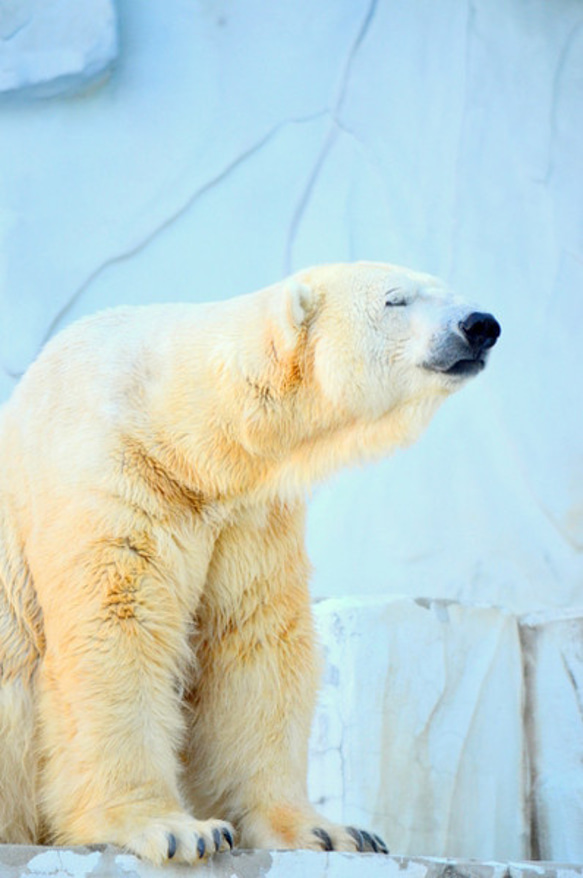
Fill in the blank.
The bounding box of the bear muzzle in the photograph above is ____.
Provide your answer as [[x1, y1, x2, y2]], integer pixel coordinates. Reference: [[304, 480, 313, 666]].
[[423, 311, 501, 378]]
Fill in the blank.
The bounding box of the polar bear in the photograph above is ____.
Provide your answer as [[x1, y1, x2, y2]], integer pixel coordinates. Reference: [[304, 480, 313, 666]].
[[0, 262, 500, 864]]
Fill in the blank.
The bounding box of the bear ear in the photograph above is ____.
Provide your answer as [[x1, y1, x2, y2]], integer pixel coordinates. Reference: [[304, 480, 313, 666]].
[[271, 279, 319, 354], [287, 279, 317, 329]]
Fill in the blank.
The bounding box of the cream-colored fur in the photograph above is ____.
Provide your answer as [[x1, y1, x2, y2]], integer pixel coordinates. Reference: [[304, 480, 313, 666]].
[[0, 262, 495, 864]]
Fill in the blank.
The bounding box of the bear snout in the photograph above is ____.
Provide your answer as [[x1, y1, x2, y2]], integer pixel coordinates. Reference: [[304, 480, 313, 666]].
[[458, 312, 501, 356], [422, 310, 501, 379]]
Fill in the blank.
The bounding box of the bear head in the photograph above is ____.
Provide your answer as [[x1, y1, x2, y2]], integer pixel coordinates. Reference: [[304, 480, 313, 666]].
[[234, 261, 500, 495]]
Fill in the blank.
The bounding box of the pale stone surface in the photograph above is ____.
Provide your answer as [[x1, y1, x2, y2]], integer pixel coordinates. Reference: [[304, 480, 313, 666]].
[[1, 846, 582, 878], [0, 0, 117, 97], [520, 610, 583, 863], [308, 597, 528, 861]]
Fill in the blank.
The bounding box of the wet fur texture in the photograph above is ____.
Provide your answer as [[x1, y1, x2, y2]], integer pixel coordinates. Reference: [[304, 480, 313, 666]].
[[0, 262, 488, 864]]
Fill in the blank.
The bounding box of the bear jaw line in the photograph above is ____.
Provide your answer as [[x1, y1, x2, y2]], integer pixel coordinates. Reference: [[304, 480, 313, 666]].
[[422, 356, 486, 379]]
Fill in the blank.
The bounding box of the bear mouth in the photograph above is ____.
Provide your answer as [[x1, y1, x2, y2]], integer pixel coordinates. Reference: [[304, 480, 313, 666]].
[[442, 357, 485, 377], [423, 355, 486, 378]]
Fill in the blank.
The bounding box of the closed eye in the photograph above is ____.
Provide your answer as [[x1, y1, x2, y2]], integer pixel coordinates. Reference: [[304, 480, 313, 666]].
[[385, 288, 409, 307]]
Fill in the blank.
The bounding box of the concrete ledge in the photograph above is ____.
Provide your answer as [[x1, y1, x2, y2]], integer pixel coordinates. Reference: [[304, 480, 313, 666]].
[[1, 847, 583, 878]]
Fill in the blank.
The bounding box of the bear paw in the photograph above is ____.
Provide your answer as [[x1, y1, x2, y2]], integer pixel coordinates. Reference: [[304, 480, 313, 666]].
[[310, 823, 389, 854], [242, 805, 388, 855], [124, 813, 234, 865]]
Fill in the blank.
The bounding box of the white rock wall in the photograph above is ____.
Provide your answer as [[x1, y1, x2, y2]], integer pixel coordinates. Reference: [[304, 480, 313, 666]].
[[309, 597, 528, 860], [309, 599, 583, 862], [520, 611, 583, 862]]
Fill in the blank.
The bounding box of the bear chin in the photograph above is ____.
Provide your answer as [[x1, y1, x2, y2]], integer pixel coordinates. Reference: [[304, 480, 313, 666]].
[[425, 357, 486, 378]]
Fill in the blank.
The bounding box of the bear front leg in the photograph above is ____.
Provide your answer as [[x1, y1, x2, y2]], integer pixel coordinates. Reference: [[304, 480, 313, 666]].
[[183, 500, 388, 855], [36, 536, 233, 865]]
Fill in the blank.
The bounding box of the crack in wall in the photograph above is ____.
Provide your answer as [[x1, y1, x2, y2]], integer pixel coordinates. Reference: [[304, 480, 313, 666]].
[[561, 651, 583, 724], [4, 109, 329, 375], [0, 5, 32, 41], [539, 21, 583, 186], [335, 0, 379, 118], [518, 622, 540, 860], [284, 122, 339, 274], [446, 0, 476, 280], [4, 3, 381, 375], [0, 19, 30, 41], [284, 0, 379, 273]]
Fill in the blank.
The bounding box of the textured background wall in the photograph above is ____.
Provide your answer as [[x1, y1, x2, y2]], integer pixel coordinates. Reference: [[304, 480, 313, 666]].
[[1, 0, 583, 864]]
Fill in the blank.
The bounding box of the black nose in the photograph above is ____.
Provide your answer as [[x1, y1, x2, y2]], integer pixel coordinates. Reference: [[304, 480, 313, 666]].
[[459, 312, 501, 353]]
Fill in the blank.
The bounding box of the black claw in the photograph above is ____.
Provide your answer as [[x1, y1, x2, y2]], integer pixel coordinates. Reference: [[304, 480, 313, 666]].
[[373, 833, 389, 854], [312, 827, 334, 851], [361, 830, 379, 853], [197, 836, 206, 859], [212, 828, 221, 851], [346, 826, 365, 852], [222, 827, 234, 850], [167, 833, 177, 859]]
